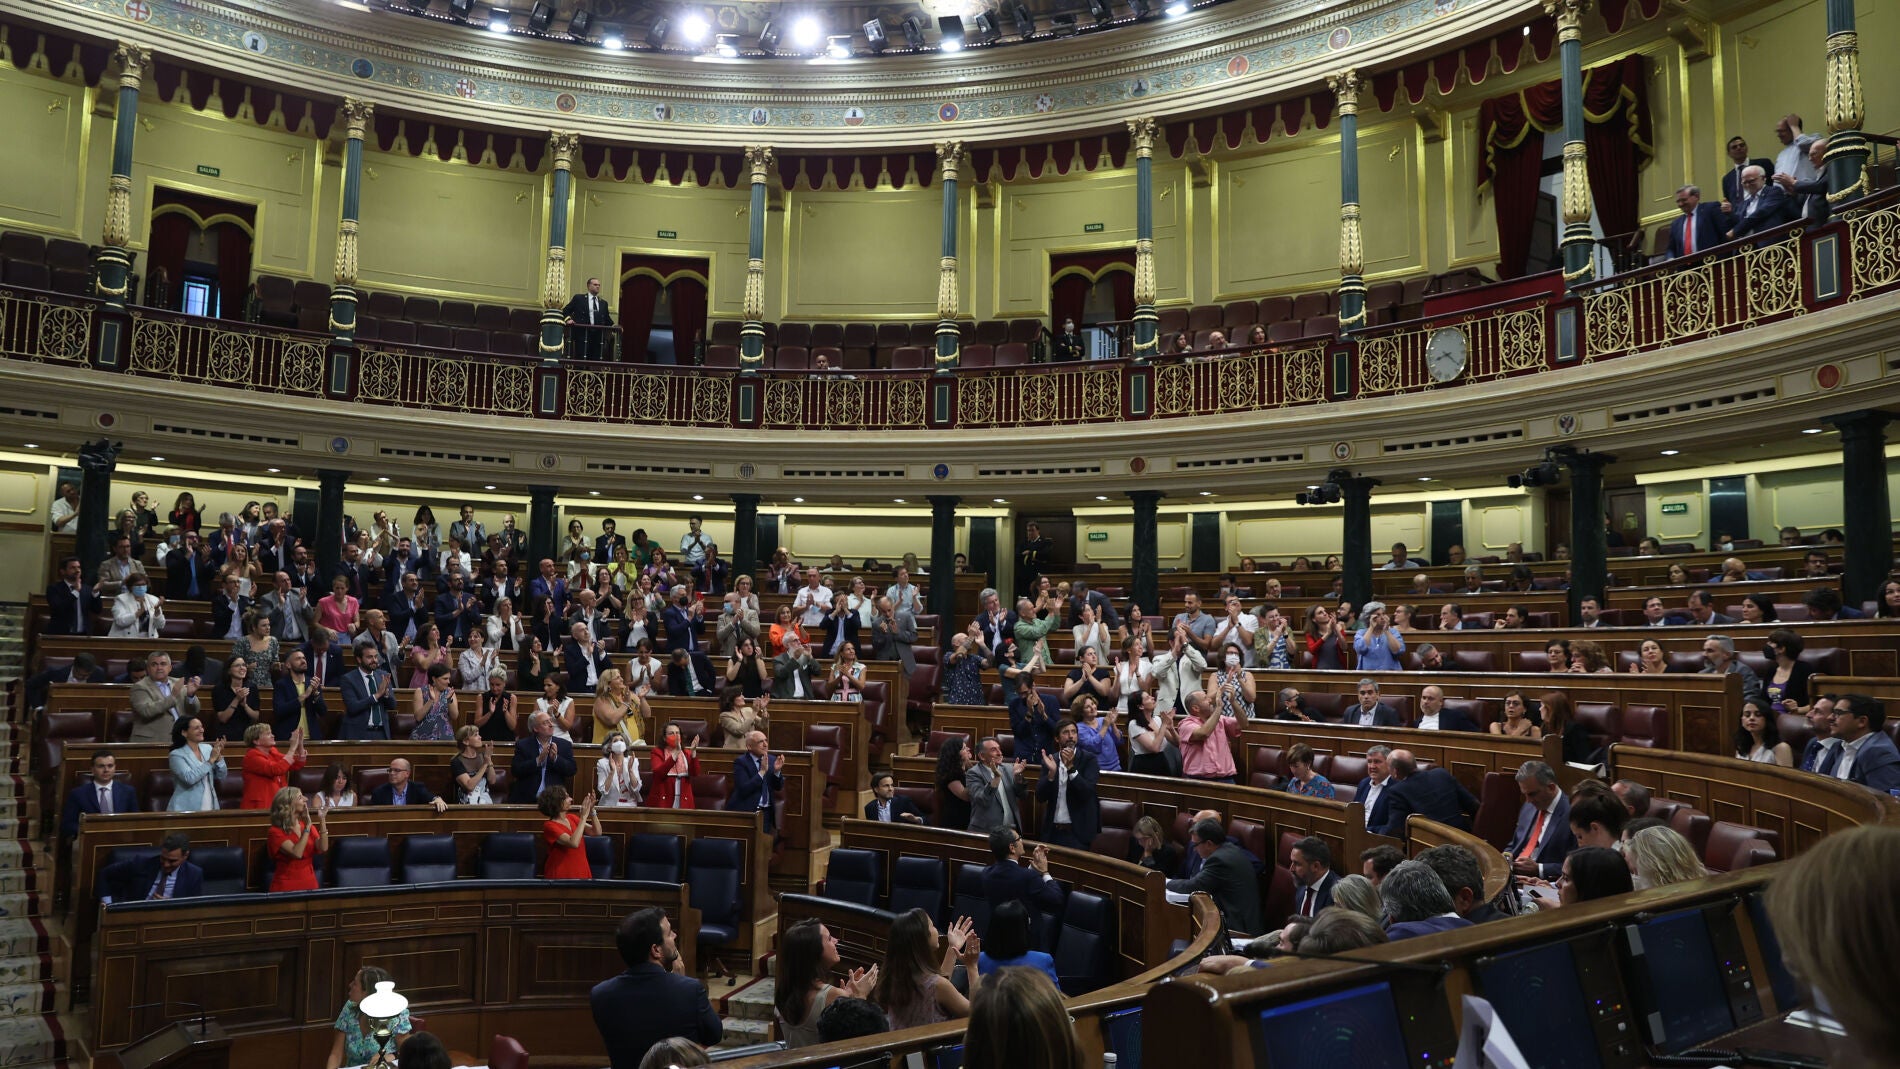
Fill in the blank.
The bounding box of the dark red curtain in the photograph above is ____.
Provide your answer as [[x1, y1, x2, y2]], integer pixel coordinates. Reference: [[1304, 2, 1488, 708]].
[[1108, 270, 1135, 322], [213, 223, 252, 320], [145, 212, 192, 308], [617, 273, 661, 362], [1477, 55, 1652, 277], [1051, 274, 1091, 332], [669, 278, 707, 362], [1050, 249, 1135, 326]]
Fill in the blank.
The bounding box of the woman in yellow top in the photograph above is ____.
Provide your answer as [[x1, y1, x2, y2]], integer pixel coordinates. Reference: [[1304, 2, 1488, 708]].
[[592, 668, 646, 747]]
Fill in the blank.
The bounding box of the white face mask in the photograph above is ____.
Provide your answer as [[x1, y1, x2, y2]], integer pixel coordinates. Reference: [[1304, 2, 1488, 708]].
[[609, 739, 628, 755], [1224, 653, 1241, 668]]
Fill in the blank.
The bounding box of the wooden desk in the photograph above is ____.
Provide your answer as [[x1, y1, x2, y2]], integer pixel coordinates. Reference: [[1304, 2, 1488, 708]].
[[1241, 720, 1558, 798], [70, 795, 775, 988], [90, 879, 695, 1065], [644, 696, 871, 821], [1419, 622, 1900, 680]]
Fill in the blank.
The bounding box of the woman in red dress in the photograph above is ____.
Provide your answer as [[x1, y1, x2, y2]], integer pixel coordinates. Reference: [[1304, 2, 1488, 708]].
[[645, 724, 702, 809], [539, 787, 601, 880], [240, 723, 306, 810], [267, 786, 327, 892]]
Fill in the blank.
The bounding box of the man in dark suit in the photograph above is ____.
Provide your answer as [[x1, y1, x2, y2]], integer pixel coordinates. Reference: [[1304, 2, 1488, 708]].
[[1728, 165, 1797, 240], [368, 757, 448, 811], [382, 537, 426, 590], [820, 594, 859, 659], [433, 574, 484, 646], [594, 518, 627, 566], [1287, 836, 1341, 919], [723, 731, 782, 833], [1063, 580, 1121, 631], [299, 630, 345, 691], [532, 559, 570, 619], [1667, 184, 1730, 259], [591, 907, 721, 1069], [1413, 686, 1479, 732], [1355, 745, 1396, 833], [208, 575, 254, 643], [383, 572, 430, 644], [982, 829, 1066, 944], [1721, 136, 1775, 206], [1505, 761, 1575, 880], [564, 277, 615, 360], [1344, 679, 1403, 728], [44, 556, 101, 636], [1827, 694, 1900, 793], [27, 651, 99, 711], [974, 588, 1017, 660], [864, 772, 926, 824], [1418, 844, 1508, 925], [1166, 818, 1265, 935], [163, 533, 216, 600], [1376, 750, 1480, 837], [1036, 718, 1100, 850], [663, 648, 714, 697], [332, 543, 369, 602], [99, 832, 204, 903], [1774, 137, 1832, 225], [274, 649, 329, 740], [1006, 675, 1058, 769], [61, 751, 139, 840], [868, 597, 918, 673], [339, 643, 398, 740], [509, 709, 578, 803]]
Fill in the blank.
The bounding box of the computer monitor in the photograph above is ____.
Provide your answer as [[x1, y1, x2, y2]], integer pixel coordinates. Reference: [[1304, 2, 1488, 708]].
[[1745, 890, 1804, 1013], [1253, 981, 1411, 1069], [1103, 1007, 1142, 1069], [1475, 940, 1605, 1069], [926, 1043, 964, 1069], [1622, 908, 1737, 1053]]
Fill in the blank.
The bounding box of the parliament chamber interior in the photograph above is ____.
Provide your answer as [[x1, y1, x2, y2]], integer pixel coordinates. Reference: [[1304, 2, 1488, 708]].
[[0, 0, 1897, 1063]]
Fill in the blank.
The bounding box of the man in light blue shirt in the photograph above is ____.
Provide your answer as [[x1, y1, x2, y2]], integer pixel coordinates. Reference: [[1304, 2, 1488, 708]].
[[1352, 602, 1405, 671]]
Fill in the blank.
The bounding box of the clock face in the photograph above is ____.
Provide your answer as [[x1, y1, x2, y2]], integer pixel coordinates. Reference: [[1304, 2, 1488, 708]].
[[1426, 327, 1468, 382]]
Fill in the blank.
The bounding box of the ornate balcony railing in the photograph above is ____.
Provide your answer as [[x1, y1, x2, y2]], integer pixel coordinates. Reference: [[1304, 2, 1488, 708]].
[[2, 188, 1894, 430]]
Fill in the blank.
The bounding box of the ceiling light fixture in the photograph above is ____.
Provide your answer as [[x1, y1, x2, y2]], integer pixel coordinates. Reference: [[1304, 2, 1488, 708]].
[[484, 484, 497, 490], [791, 15, 822, 49], [601, 32, 623, 47], [646, 17, 670, 46], [863, 17, 888, 49], [1801, 427, 1824, 434], [714, 33, 739, 55], [793, 496, 805, 503], [1011, 2, 1034, 36], [1659, 449, 1680, 456], [22, 443, 38, 449], [693, 494, 704, 501], [900, 14, 926, 48], [1095, 495, 1108, 501], [757, 20, 781, 51], [566, 7, 591, 36], [266, 467, 281, 473], [993, 497, 1007, 504], [527, 0, 553, 32], [487, 12, 512, 34], [826, 34, 851, 57], [589, 490, 601, 496], [377, 476, 390, 482], [150, 456, 165, 462], [1165, 0, 1187, 14], [680, 12, 709, 40]]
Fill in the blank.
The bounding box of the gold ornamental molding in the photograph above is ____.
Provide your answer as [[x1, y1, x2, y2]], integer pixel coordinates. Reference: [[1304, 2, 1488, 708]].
[[340, 96, 374, 141], [1543, 0, 1591, 44], [39, 0, 1552, 150], [1328, 68, 1361, 117], [110, 40, 151, 91], [1127, 116, 1158, 159]]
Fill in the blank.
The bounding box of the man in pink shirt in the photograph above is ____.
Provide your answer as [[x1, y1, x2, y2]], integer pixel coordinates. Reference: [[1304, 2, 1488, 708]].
[[1177, 690, 1244, 783]]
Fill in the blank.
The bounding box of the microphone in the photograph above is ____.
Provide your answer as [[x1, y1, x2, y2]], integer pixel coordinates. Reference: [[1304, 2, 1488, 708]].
[[126, 1000, 211, 1036]]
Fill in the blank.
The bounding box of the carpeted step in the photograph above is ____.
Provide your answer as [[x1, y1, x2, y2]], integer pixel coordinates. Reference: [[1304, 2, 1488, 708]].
[[0, 895, 44, 922], [0, 954, 56, 987], [0, 1013, 70, 1065], [0, 982, 58, 1020], [723, 975, 777, 1023], [714, 1015, 773, 1048]]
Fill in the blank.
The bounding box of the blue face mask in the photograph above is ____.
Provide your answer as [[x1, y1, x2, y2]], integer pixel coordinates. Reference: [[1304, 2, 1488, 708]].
[[130, 585, 148, 599]]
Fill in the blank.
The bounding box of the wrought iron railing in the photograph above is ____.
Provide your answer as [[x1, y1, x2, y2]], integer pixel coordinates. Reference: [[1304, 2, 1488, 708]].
[[2, 188, 1895, 430]]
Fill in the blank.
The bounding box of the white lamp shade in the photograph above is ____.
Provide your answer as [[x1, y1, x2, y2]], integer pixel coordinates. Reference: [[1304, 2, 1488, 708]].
[[358, 980, 408, 1021]]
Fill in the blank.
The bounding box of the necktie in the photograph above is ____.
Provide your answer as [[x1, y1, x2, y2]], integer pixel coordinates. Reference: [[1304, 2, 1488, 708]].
[[1301, 887, 1315, 917], [1683, 216, 1695, 255], [365, 673, 383, 728], [1818, 744, 1841, 777], [1517, 809, 1547, 861], [99, 784, 113, 815], [149, 873, 168, 900]]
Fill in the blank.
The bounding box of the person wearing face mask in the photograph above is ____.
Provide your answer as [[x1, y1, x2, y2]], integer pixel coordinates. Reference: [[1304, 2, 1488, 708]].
[[596, 733, 645, 806], [1206, 643, 1257, 721], [108, 571, 166, 638]]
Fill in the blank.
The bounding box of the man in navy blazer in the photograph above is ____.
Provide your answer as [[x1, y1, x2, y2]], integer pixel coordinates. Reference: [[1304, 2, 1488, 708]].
[[864, 772, 927, 824], [274, 649, 329, 740], [44, 556, 101, 636], [591, 907, 721, 1069], [1728, 166, 1797, 240], [1355, 745, 1396, 833], [62, 751, 139, 839], [99, 832, 204, 903], [723, 731, 783, 833], [1376, 750, 1480, 837], [1287, 836, 1341, 919], [299, 632, 345, 690], [1667, 185, 1730, 259], [982, 829, 1066, 943], [1505, 761, 1576, 880], [339, 644, 398, 740], [1344, 679, 1403, 728], [1036, 719, 1101, 850], [510, 710, 578, 803], [530, 559, 569, 619], [1413, 686, 1480, 733]]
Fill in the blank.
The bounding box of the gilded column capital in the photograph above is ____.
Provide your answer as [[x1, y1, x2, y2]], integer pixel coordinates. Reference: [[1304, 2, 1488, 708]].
[[548, 131, 581, 171], [1542, 0, 1590, 43], [340, 97, 375, 141], [746, 145, 774, 184], [111, 42, 152, 91], [1127, 117, 1158, 159], [936, 141, 964, 182], [1327, 69, 1361, 117], [1338, 203, 1363, 277]]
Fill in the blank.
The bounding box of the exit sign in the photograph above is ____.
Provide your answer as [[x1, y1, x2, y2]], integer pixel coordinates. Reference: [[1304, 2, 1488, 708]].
[[656, 229, 677, 239], [1087, 531, 1109, 541], [196, 164, 220, 177], [1083, 222, 1105, 233], [1660, 502, 1689, 514]]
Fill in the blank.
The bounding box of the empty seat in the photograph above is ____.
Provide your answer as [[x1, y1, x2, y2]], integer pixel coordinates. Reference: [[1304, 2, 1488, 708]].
[[687, 838, 744, 953], [808, 322, 844, 348], [1266, 320, 1303, 343], [439, 300, 478, 327], [994, 342, 1029, 366], [509, 307, 542, 333], [778, 322, 812, 347], [960, 343, 994, 368], [624, 833, 683, 882], [1666, 806, 1713, 859], [400, 834, 460, 883], [974, 320, 1009, 346], [824, 848, 881, 908], [404, 296, 441, 322], [1704, 821, 1780, 872], [252, 275, 297, 326], [475, 304, 513, 330], [875, 322, 909, 352], [49, 268, 90, 296], [889, 856, 946, 924], [330, 836, 393, 887], [2, 260, 52, 290], [0, 231, 46, 264], [1617, 704, 1670, 748], [418, 322, 454, 349], [490, 331, 529, 357], [1291, 291, 1331, 320], [452, 327, 489, 353], [1007, 318, 1044, 344], [1222, 300, 1258, 328], [908, 322, 938, 346], [476, 832, 538, 879], [584, 835, 615, 879], [952, 862, 991, 931], [774, 345, 810, 369], [194, 845, 249, 895], [378, 319, 416, 345], [704, 344, 740, 368], [1052, 890, 1115, 995], [1304, 315, 1339, 337], [890, 346, 928, 370], [365, 292, 405, 319], [1092, 798, 1137, 862], [1186, 305, 1223, 332]]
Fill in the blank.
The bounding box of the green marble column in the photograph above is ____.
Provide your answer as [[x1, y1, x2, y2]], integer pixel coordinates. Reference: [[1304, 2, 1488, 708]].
[[539, 131, 579, 362], [935, 141, 963, 373], [1128, 117, 1159, 361], [93, 43, 150, 311], [328, 98, 373, 343], [1823, 0, 1870, 203], [1330, 70, 1367, 332], [1548, 0, 1596, 289], [740, 145, 772, 375]]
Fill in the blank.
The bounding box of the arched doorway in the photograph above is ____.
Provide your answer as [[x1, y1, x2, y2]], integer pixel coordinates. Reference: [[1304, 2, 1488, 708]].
[[618, 254, 710, 365]]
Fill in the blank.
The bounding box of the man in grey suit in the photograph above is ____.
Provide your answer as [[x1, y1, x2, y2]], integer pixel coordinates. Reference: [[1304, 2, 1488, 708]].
[[1345, 679, 1403, 728], [258, 571, 315, 646], [965, 737, 1026, 834], [771, 634, 821, 700], [1166, 818, 1265, 935], [339, 642, 398, 740], [128, 651, 201, 744], [869, 596, 917, 673]]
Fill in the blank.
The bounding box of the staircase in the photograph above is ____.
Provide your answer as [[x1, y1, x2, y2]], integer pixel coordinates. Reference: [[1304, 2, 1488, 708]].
[[0, 604, 75, 1069], [717, 973, 775, 1048]]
